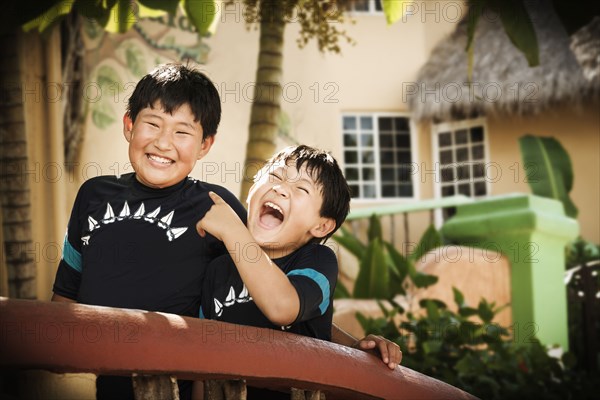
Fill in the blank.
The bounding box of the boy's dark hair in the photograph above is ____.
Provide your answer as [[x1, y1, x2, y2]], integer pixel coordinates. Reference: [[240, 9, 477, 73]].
[[258, 145, 351, 244], [127, 63, 221, 140]]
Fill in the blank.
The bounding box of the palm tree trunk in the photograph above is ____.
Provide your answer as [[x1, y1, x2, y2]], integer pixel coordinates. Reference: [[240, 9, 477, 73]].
[[239, 0, 291, 201], [0, 30, 36, 299]]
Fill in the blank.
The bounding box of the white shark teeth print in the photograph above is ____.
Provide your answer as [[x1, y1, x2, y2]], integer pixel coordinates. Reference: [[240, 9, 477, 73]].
[[85, 202, 189, 243], [214, 298, 223, 317], [236, 285, 252, 303], [103, 203, 116, 224], [166, 227, 188, 241], [225, 286, 236, 306], [144, 206, 161, 222], [133, 203, 145, 219], [118, 201, 130, 220], [158, 210, 174, 229], [212, 284, 253, 318], [88, 216, 100, 231], [81, 236, 90, 246]]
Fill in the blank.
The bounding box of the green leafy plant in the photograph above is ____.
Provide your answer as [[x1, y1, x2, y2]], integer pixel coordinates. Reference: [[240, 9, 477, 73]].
[[519, 134, 598, 371], [518, 135, 578, 218], [358, 287, 600, 400], [333, 215, 439, 299]]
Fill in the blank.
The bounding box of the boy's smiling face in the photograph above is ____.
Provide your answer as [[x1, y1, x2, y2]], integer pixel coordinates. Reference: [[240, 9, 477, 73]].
[[247, 160, 335, 258], [123, 102, 214, 189]]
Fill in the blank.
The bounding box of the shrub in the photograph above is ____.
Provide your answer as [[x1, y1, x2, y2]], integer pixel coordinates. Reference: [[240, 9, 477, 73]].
[[358, 288, 600, 400]]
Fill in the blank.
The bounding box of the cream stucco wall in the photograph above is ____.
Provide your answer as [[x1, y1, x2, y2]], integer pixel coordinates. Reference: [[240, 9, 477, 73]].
[[486, 104, 600, 242]]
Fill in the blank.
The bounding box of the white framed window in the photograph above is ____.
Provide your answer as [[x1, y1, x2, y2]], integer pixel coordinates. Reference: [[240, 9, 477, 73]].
[[349, 0, 383, 14], [432, 117, 490, 221], [342, 113, 418, 200]]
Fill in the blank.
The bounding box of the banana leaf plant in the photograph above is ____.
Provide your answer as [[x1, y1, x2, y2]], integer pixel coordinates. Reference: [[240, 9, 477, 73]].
[[334, 214, 440, 300], [519, 135, 578, 218]]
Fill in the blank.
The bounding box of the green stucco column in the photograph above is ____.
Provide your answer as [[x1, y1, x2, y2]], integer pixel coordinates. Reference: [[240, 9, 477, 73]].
[[441, 193, 579, 350]]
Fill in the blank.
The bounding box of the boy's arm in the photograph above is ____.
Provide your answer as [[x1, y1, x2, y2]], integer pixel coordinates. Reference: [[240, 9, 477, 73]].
[[197, 192, 300, 326], [331, 323, 402, 370]]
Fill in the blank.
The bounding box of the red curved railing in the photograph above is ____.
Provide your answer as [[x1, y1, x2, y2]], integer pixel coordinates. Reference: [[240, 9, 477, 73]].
[[0, 298, 478, 399]]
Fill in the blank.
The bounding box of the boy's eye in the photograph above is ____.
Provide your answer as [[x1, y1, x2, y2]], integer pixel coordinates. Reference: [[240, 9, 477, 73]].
[[176, 131, 191, 135], [269, 172, 282, 181], [147, 122, 159, 128], [298, 187, 309, 194]]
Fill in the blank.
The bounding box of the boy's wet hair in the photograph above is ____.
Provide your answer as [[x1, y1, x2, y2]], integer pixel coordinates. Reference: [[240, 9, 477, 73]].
[[127, 63, 221, 140], [258, 145, 351, 244]]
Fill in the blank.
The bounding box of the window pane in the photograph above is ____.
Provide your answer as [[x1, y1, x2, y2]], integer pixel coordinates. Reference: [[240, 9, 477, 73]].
[[343, 116, 356, 130], [458, 183, 471, 196], [380, 150, 394, 164], [360, 116, 373, 130], [345, 168, 359, 180], [455, 129, 468, 144], [382, 185, 396, 198], [344, 133, 357, 146], [349, 184, 359, 198], [362, 184, 376, 198], [473, 163, 485, 178], [456, 147, 469, 162], [394, 117, 409, 131], [362, 151, 375, 163], [440, 150, 453, 164], [474, 181, 487, 196], [398, 184, 413, 197], [381, 167, 395, 181], [380, 133, 393, 147], [362, 168, 375, 181], [342, 113, 415, 200], [457, 164, 470, 180], [471, 145, 484, 160], [375, 0, 383, 11], [441, 185, 455, 197], [396, 133, 410, 148], [344, 151, 358, 164], [379, 117, 392, 130], [441, 167, 455, 182], [397, 151, 411, 163], [397, 165, 413, 181], [439, 132, 452, 147], [470, 126, 484, 142]]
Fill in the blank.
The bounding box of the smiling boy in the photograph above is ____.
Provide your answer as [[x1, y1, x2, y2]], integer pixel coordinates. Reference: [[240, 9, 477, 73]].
[[52, 64, 247, 399], [198, 145, 348, 335], [197, 145, 399, 398]]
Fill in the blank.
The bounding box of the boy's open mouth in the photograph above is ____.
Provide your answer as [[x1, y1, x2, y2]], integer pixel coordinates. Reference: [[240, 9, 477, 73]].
[[147, 154, 174, 164], [259, 201, 284, 228]]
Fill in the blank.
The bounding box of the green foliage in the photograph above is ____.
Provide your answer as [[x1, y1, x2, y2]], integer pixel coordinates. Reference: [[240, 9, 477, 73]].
[[465, 0, 539, 68], [358, 287, 600, 399], [564, 236, 600, 372], [566, 237, 600, 268], [333, 215, 439, 299], [381, 0, 412, 25], [14, 0, 215, 35], [519, 135, 578, 218], [182, 0, 218, 35]]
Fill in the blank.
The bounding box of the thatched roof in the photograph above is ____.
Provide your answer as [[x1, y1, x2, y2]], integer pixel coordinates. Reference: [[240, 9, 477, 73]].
[[408, 0, 600, 121], [570, 16, 600, 85]]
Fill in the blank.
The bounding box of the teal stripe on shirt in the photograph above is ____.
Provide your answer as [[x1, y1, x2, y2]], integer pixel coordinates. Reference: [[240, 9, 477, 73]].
[[287, 269, 330, 315], [62, 235, 82, 272]]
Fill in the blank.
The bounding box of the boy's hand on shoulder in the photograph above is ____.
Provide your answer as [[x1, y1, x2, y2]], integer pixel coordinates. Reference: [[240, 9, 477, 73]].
[[354, 334, 402, 370], [196, 191, 246, 241]]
